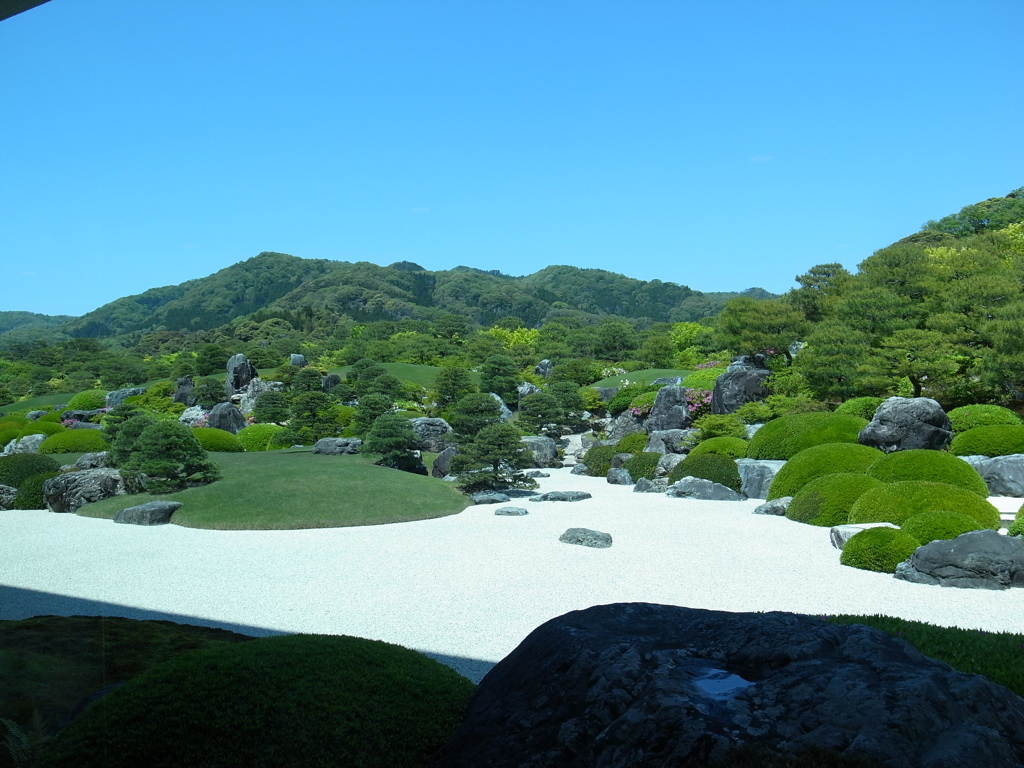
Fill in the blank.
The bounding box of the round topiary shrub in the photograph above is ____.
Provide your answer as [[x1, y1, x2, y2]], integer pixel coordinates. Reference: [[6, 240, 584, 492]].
[[864, 449, 988, 496], [0, 453, 61, 489], [687, 436, 748, 460], [745, 412, 868, 460], [949, 425, 1024, 457], [38, 430, 109, 454], [766, 442, 884, 500], [622, 452, 661, 481], [668, 453, 742, 492], [848, 481, 1001, 529], [692, 414, 747, 442], [835, 397, 884, 420], [237, 423, 287, 452], [946, 404, 1023, 433], [583, 445, 621, 478], [0, 416, 31, 429], [18, 421, 65, 437], [840, 527, 921, 574], [901, 510, 986, 545], [65, 389, 108, 410], [1009, 504, 1024, 538], [0, 428, 20, 448], [614, 432, 649, 455], [13, 471, 60, 510], [37, 634, 476, 768], [192, 427, 244, 453], [786, 473, 883, 527]]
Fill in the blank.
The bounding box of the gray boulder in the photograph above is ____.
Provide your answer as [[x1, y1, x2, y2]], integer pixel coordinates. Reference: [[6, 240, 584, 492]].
[[570, 463, 589, 476], [650, 376, 683, 387], [644, 385, 690, 431], [432, 446, 458, 478], [74, 452, 109, 470], [644, 429, 695, 455], [959, 454, 1024, 497], [105, 387, 147, 408], [238, 378, 283, 415], [606, 411, 646, 442], [321, 373, 341, 392], [516, 381, 542, 402], [311, 438, 362, 455], [528, 491, 592, 502], [26, 410, 48, 420], [534, 360, 554, 379], [410, 417, 453, 452], [60, 409, 105, 423], [593, 386, 619, 402], [2, 433, 46, 455], [606, 468, 633, 485], [558, 528, 612, 549], [633, 477, 668, 494], [710, 355, 771, 415], [472, 491, 510, 505], [114, 501, 182, 526], [895, 530, 1024, 589], [666, 476, 745, 501], [43, 469, 126, 513], [858, 396, 953, 453], [489, 393, 513, 421], [289, 353, 308, 367], [753, 497, 792, 516], [520, 436, 559, 468], [495, 507, 528, 517], [525, 470, 549, 478], [206, 402, 246, 435], [172, 375, 196, 406], [654, 452, 686, 478], [178, 405, 206, 427], [225, 354, 258, 399], [427, 603, 1024, 768], [736, 458, 787, 500], [0, 484, 17, 510], [609, 452, 633, 469]]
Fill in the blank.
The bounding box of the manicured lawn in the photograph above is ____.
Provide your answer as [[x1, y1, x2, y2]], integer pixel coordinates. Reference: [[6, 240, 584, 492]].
[[591, 368, 693, 388], [77, 449, 470, 530], [329, 363, 480, 389]]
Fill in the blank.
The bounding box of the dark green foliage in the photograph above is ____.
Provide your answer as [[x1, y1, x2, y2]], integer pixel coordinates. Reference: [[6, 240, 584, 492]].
[[622, 452, 661, 481], [516, 392, 563, 437], [922, 188, 1024, 237], [848, 481, 1000, 529], [767, 443, 883, 500], [746, 412, 868, 460], [687, 436, 747, 459], [786, 473, 883, 527], [834, 397, 884, 420], [0, 386, 14, 407], [692, 414, 747, 442], [284, 392, 341, 445], [1009, 505, 1024, 537], [668, 453, 742, 492], [949, 425, 1024, 457], [194, 344, 229, 376], [362, 414, 422, 472], [38, 430, 108, 454], [193, 377, 227, 410], [582, 445, 620, 477], [192, 428, 244, 453], [614, 432, 649, 455], [946, 404, 1023, 433], [0, 428, 20, 447], [546, 381, 587, 421], [121, 420, 220, 493], [348, 359, 389, 397], [352, 393, 395, 436], [36, 634, 475, 768], [865, 449, 988, 496], [479, 355, 520, 404], [236, 423, 286, 452], [0, 454, 61, 489], [363, 373, 404, 400], [65, 389, 107, 410], [733, 400, 774, 424], [606, 383, 656, 416], [252, 390, 291, 424], [290, 367, 325, 394], [106, 412, 158, 468], [451, 422, 535, 492], [549, 358, 602, 387], [12, 472, 59, 509], [840, 527, 921, 573], [328, 381, 356, 402], [901, 510, 986, 544], [447, 392, 501, 438], [432, 366, 476, 409]]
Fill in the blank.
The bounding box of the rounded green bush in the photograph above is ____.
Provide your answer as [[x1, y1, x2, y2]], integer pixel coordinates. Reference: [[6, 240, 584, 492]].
[[848, 481, 1001, 529], [681, 367, 725, 390], [840, 527, 921, 573], [949, 425, 1024, 457], [835, 397, 884, 420], [767, 442, 884, 500], [786, 473, 883, 527], [745, 412, 868, 460], [622, 452, 661, 481], [614, 432, 649, 455], [192, 427, 244, 453], [1009, 504, 1024, 537], [0, 416, 31, 429], [692, 414, 747, 442], [0, 428, 20, 448], [13, 471, 59, 510], [0, 453, 61, 488], [37, 634, 476, 768], [37, 412, 63, 423], [687, 436, 748, 460], [864, 449, 988, 496], [901, 510, 986, 545], [583, 444, 621, 477], [237, 423, 287, 452], [668, 453, 742, 492], [18, 421, 65, 437], [607, 383, 656, 416], [66, 389, 109, 410], [38, 430, 109, 454], [947, 404, 1023, 433]]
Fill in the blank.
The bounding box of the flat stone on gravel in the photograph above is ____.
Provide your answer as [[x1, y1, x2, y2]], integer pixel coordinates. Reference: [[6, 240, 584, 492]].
[[753, 497, 792, 516], [495, 507, 528, 517], [472, 491, 510, 504], [559, 528, 612, 548], [114, 501, 183, 526], [528, 491, 593, 502]]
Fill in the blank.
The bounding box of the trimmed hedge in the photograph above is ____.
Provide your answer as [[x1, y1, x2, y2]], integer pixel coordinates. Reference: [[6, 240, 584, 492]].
[[767, 442, 884, 500], [949, 425, 1024, 457], [66, 389, 108, 410], [865, 449, 988, 496], [840, 527, 921, 574], [947, 404, 1023, 433], [786, 473, 883, 527], [39, 429, 108, 454], [192, 427, 244, 453], [583, 445, 620, 478], [237, 423, 287, 452], [1010, 505, 1024, 538], [835, 397, 884, 420], [901, 510, 986, 545], [745, 412, 868, 460], [848, 481, 1001, 529], [668, 453, 742, 492], [622, 452, 661, 481], [687, 436, 748, 460], [0, 453, 61, 489], [614, 432, 650, 455], [13, 471, 59, 510]]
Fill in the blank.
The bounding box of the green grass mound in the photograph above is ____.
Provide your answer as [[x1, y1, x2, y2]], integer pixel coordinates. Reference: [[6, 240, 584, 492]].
[[0, 416, 31, 429], [668, 453, 742, 492], [786, 473, 883, 527], [687, 436, 747, 460], [746, 412, 868, 460], [622, 452, 661, 481], [12, 472, 60, 509], [614, 432, 649, 455], [865, 449, 988, 496], [37, 634, 475, 768], [38, 429, 108, 454], [0, 428, 20, 447], [65, 389, 108, 411], [949, 425, 1024, 457], [1009, 504, 1024, 538], [583, 444, 620, 477], [839, 527, 921, 573], [947, 404, 1023, 433], [192, 427, 244, 452], [848, 481, 1000, 529], [0, 453, 61, 489], [766, 442, 884, 500], [901, 510, 987, 545], [834, 396, 885, 420], [237, 423, 286, 451], [17, 421, 65, 437]]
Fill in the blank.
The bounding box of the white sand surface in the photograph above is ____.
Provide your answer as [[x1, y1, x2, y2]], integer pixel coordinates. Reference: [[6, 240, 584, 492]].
[[2, 467, 1023, 682]]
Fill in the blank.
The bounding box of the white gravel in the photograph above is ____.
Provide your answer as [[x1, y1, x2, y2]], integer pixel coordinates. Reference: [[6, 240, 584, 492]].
[[2, 467, 1023, 682]]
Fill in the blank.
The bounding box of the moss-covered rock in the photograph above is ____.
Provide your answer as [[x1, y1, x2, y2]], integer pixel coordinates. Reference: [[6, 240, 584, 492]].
[[946, 404, 1023, 433], [767, 442, 883, 500], [901, 510, 987, 545], [192, 427, 244, 453], [834, 397, 885, 420], [38, 430, 108, 454], [865, 449, 988, 496], [687, 436, 748, 460], [949, 425, 1024, 457], [840, 527, 921, 574], [745, 412, 868, 461], [668, 453, 742, 492], [622, 452, 661, 481], [848, 481, 1000, 529], [786, 473, 883, 527]]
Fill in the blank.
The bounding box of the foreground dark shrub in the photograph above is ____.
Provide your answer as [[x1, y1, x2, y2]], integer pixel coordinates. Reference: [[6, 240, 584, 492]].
[[668, 453, 742, 492], [583, 445, 621, 477], [13, 471, 60, 509], [746, 412, 867, 460], [840, 527, 921, 574], [949, 425, 1024, 457], [767, 442, 883, 500], [786, 473, 883, 527], [848, 481, 1000, 529], [0, 453, 61, 489], [622, 452, 661, 481], [865, 449, 988, 496]]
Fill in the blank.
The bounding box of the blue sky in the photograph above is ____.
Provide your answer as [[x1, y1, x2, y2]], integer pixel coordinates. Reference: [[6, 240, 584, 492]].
[[1, 1, 1022, 317]]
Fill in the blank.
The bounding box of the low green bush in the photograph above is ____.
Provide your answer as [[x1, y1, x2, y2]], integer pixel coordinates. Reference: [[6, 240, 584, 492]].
[[681, 366, 725, 390], [66, 389, 108, 410], [18, 421, 64, 437], [0, 416, 31, 429], [627, 390, 658, 418], [1009, 505, 1024, 537], [786, 473, 883, 527], [687, 436, 747, 459], [766, 442, 883, 500], [583, 445, 620, 477], [37, 412, 63, 423], [848, 481, 1001, 529], [949, 425, 1024, 457], [835, 397, 884, 420], [13, 471, 59, 509], [622, 452, 661, 481], [0, 453, 61, 489], [865, 449, 988, 496], [692, 414, 746, 442], [946, 404, 1023, 433], [237, 423, 287, 452], [840, 527, 921, 573], [668, 453, 742, 492], [901, 510, 986, 544], [607, 383, 658, 416], [192, 427, 244, 453], [733, 400, 774, 424], [38, 429, 108, 454], [614, 432, 649, 455], [745, 412, 868, 460], [0, 428, 20, 448]]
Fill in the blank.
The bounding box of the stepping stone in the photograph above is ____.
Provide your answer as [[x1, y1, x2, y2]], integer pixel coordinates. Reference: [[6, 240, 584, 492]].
[[559, 528, 612, 548], [529, 491, 593, 502], [495, 507, 528, 516]]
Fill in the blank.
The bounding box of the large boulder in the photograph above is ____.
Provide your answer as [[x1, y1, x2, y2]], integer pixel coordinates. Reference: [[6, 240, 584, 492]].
[[0, 484, 17, 510], [206, 402, 246, 435], [534, 359, 554, 379], [633, 477, 668, 493], [43, 469, 126, 513], [895, 530, 1024, 589], [321, 373, 341, 393], [26, 410, 48, 420], [432, 446, 458, 479], [104, 387, 147, 408], [593, 386, 619, 402], [654, 452, 686, 478], [311, 438, 362, 455], [528, 491, 592, 503], [516, 381, 542, 402], [736, 458, 786, 500], [520, 436, 559, 468], [710, 355, 771, 415], [644, 386, 690, 432], [73, 452, 109, 470], [2, 434, 46, 455], [114, 501, 182, 526], [489, 393, 513, 421], [754, 497, 792, 516], [606, 468, 633, 485], [666, 476, 745, 501], [959, 454, 1024, 497], [60, 409, 105, 423], [644, 429, 695, 455], [178, 405, 206, 428], [238, 378, 283, 415], [289, 353, 308, 367], [858, 396, 953, 453], [225, 354, 258, 399], [172, 375, 196, 406], [606, 412, 646, 442], [429, 603, 1024, 768], [409, 417, 453, 453]]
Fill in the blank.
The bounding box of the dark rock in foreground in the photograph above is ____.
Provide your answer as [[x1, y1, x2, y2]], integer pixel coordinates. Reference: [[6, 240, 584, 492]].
[[311, 437, 363, 455], [495, 507, 528, 517], [114, 501, 182, 526], [558, 528, 612, 548], [894, 529, 1024, 589], [858, 396, 952, 453], [206, 402, 246, 435], [666, 476, 745, 501], [472, 491, 510, 505], [43, 469, 126, 513], [711, 354, 770, 415]]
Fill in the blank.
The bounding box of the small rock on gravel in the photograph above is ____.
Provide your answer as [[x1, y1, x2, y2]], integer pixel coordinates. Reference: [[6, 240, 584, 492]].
[[495, 507, 528, 516], [529, 491, 593, 503], [559, 528, 612, 548]]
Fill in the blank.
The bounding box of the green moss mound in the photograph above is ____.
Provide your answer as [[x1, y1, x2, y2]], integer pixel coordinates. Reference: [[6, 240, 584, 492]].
[[865, 449, 988, 496], [1009, 505, 1024, 538], [786, 473, 883, 527], [0, 416, 31, 429], [237, 423, 286, 452], [668, 453, 742, 492], [835, 397, 885, 420], [192, 427, 244, 453], [687, 436, 747, 460], [65, 389, 108, 410], [745, 412, 868, 460], [614, 432, 649, 455], [949, 425, 1024, 457], [840, 527, 922, 573], [767, 443, 884, 500], [0, 428, 20, 448], [583, 444, 620, 477], [849, 481, 1000, 529], [38, 634, 475, 768], [18, 421, 64, 437], [947, 404, 1023, 433], [901, 510, 986, 544], [622, 452, 661, 481], [0, 454, 61, 489], [38, 430, 108, 454], [12, 472, 60, 509]]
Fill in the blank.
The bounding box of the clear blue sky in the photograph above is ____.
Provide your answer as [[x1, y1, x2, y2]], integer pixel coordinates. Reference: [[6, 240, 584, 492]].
[[2, 0, 1022, 317]]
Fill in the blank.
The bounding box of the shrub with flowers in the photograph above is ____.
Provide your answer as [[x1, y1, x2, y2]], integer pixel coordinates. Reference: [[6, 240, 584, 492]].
[[629, 391, 658, 417], [685, 388, 713, 420]]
